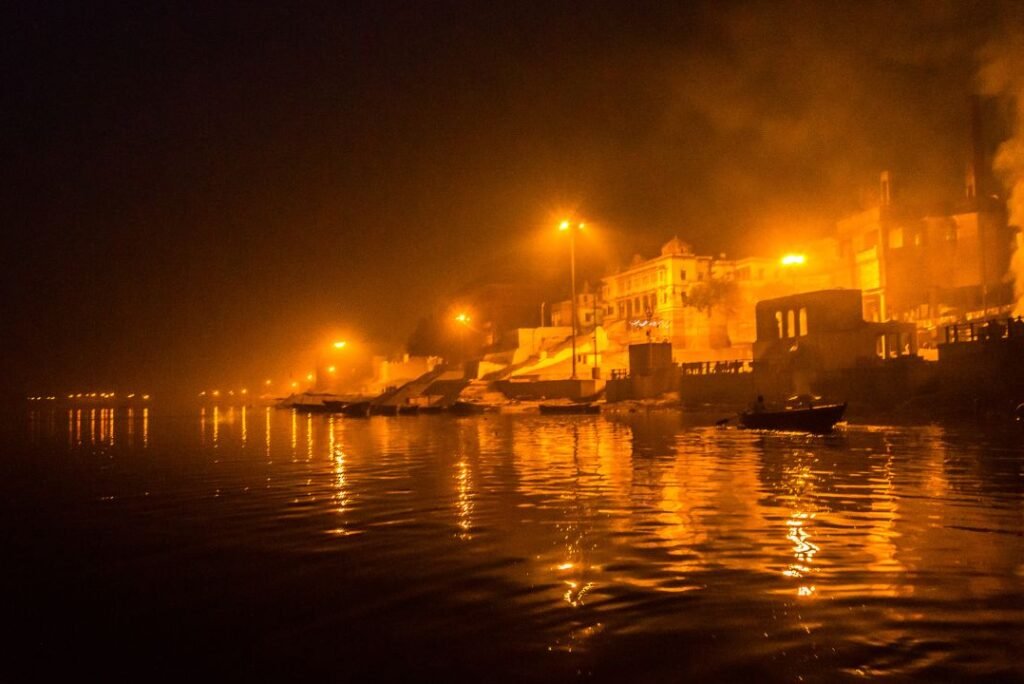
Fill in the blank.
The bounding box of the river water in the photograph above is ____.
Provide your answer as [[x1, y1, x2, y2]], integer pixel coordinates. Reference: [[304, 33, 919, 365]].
[[5, 406, 1024, 681]]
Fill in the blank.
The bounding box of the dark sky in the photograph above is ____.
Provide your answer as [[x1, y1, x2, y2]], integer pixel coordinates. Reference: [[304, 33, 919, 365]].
[[1, 0, 1017, 398]]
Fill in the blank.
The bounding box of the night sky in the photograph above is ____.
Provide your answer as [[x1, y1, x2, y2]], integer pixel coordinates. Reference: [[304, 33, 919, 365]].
[[2, 0, 1018, 399]]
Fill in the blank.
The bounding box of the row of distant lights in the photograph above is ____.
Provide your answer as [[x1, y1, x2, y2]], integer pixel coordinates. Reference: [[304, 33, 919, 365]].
[[199, 389, 252, 398], [200, 379, 308, 398], [28, 393, 150, 401]]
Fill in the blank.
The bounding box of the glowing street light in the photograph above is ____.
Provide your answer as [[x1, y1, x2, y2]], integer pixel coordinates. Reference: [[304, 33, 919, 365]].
[[559, 220, 585, 379], [454, 312, 472, 364], [781, 253, 806, 266]]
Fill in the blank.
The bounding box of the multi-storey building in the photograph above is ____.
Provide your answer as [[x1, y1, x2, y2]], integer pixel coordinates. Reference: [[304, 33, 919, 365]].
[[836, 170, 1012, 326], [600, 237, 714, 355]]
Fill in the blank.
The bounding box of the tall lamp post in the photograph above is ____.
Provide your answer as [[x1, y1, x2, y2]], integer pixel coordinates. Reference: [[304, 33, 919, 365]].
[[560, 220, 584, 380], [316, 340, 347, 391], [455, 312, 470, 367]]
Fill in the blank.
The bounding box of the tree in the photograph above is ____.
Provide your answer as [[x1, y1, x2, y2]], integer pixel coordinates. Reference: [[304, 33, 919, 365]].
[[682, 277, 740, 317]]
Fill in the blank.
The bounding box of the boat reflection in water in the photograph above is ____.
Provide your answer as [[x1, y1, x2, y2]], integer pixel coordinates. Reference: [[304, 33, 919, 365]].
[[8, 406, 1024, 681]]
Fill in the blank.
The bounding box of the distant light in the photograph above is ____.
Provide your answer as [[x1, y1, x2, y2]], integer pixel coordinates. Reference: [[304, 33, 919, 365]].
[[212, 390, 220, 397], [199, 391, 206, 396], [265, 379, 272, 386], [333, 341, 347, 349], [241, 388, 248, 394], [306, 373, 314, 382], [327, 366, 336, 373], [142, 395, 150, 400], [291, 381, 298, 389], [559, 220, 571, 231], [781, 254, 806, 266], [455, 312, 470, 325]]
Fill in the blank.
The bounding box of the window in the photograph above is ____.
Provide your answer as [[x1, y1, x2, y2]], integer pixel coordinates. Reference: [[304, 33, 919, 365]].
[[798, 307, 808, 336], [680, 270, 686, 281], [787, 310, 796, 338], [775, 311, 784, 339], [888, 227, 903, 249], [863, 230, 879, 250]]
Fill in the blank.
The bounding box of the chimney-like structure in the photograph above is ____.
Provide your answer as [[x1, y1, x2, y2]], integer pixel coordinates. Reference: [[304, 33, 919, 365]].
[[967, 95, 987, 203]]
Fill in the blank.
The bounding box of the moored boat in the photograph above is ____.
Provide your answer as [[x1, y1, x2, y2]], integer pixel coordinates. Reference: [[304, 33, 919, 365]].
[[449, 401, 494, 415], [539, 402, 601, 415], [739, 402, 846, 433], [340, 401, 371, 418]]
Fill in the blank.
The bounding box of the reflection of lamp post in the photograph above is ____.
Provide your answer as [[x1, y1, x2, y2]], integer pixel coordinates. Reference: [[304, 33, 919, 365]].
[[560, 220, 584, 380]]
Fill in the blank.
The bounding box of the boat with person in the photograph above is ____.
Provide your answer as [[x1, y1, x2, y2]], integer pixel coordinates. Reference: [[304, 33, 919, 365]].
[[738, 400, 846, 433]]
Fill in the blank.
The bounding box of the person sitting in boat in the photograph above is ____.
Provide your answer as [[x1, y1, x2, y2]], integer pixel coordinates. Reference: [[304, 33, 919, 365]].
[[749, 395, 766, 413]]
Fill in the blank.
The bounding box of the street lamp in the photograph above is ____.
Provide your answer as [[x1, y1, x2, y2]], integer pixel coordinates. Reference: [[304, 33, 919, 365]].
[[316, 341, 348, 391], [455, 312, 471, 367], [559, 220, 585, 379]]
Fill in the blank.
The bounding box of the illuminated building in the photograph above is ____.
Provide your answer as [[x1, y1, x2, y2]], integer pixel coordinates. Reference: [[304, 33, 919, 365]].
[[836, 102, 1014, 328], [600, 237, 715, 358]]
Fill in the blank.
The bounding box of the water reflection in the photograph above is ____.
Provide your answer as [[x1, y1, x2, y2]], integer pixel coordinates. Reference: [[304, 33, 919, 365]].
[[24, 408, 1024, 680]]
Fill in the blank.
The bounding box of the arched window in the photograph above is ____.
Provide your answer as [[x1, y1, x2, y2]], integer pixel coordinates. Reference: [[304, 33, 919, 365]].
[[798, 307, 808, 336], [775, 311, 784, 339]]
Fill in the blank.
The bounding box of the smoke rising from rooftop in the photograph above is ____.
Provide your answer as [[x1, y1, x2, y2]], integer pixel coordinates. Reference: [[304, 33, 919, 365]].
[[978, 19, 1024, 314]]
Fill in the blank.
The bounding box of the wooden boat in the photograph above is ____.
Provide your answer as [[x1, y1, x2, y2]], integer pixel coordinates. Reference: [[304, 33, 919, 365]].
[[369, 404, 398, 416], [739, 402, 846, 433], [448, 401, 494, 415], [339, 401, 371, 418], [539, 402, 601, 415]]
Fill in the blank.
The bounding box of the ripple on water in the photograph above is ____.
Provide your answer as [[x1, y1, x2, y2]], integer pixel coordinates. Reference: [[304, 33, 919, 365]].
[[6, 409, 1024, 681]]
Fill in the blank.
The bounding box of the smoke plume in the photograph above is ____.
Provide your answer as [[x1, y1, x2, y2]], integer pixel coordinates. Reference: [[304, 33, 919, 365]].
[[979, 22, 1024, 314]]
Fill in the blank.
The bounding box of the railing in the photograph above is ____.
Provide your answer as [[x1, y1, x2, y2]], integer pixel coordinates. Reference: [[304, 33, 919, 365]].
[[944, 317, 1024, 344], [610, 369, 629, 380], [680, 360, 754, 376]]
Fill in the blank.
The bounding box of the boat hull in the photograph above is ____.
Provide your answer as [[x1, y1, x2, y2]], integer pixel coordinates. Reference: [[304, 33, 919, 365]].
[[539, 403, 601, 415], [739, 403, 846, 433]]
